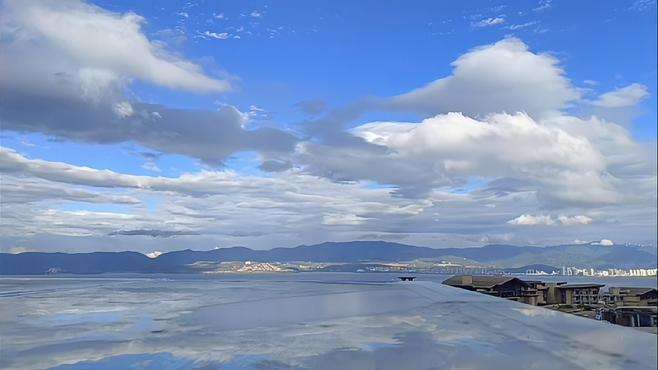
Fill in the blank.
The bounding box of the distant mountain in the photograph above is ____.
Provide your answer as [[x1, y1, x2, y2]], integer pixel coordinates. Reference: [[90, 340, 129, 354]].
[[0, 251, 151, 275], [1, 241, 655, 275], [484, 243, 657, 269]]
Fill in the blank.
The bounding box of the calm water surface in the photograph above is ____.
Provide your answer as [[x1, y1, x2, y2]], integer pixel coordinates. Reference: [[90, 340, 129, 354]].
[[0, 273, 656, 370]]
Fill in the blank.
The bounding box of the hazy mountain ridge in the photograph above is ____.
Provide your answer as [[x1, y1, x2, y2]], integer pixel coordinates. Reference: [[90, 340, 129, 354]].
[[1, 241, 655, 275]]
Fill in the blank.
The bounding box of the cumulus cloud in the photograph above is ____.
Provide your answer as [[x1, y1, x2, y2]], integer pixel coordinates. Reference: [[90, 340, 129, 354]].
[[386, 38, 581, 118], [113, 102, 135, 118], [305, 112, 621, 204], [1, 145, 654, 250], [557, 215, 593, 226], [592, 83, 650, 108], [507, 214, 555, 226], [0, 24, 655, 250], [0, 0, 229, 94], [0, 175, 140, 205], [294, 39, 652, 215], [593, 239, 614, 246], [507, 214, 592, 226], [0, 147, 293, 195], [0, 98, 298, 165], [301, 89, 656, 208], [0, 148, 435, 242], [0, 0, 298, 165]]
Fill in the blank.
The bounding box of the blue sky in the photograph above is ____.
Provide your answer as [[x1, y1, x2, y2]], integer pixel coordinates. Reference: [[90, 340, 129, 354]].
[[1, 0, 656, 252]]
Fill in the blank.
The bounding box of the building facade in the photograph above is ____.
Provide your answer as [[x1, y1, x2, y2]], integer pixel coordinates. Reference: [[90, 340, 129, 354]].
[[556, 284, 605, 305], [598, 306, 658, 328], [602, 287, 658, 307]]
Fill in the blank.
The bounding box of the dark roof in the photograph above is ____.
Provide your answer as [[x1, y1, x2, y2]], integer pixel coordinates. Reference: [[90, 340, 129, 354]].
[[558, 283, 605, 289], [608, 287, 657, 296], [442, 275, 528, 289]]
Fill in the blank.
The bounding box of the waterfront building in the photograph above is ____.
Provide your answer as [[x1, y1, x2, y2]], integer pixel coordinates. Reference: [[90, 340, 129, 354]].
[[560, 266, 657, 277], [602, 287, 658, 307], [598, 306, 658, 328], [442, 275, 540, 305], [555, 284, 605, 305], [525, 282, 604, 306]]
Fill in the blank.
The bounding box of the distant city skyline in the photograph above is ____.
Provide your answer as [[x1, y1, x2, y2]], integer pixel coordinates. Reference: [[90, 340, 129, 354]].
[[1, 0, 656, 253]]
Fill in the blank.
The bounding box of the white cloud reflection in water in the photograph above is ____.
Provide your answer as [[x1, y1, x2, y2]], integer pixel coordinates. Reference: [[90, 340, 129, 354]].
[[0, 274, 655, 370]]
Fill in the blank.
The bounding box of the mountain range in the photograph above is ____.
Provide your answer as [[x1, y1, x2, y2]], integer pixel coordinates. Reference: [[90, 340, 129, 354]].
[[1, 241, 656, 275]]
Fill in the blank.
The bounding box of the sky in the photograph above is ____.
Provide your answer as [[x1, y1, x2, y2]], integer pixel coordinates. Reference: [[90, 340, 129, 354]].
[[0, 0, 656, 253]]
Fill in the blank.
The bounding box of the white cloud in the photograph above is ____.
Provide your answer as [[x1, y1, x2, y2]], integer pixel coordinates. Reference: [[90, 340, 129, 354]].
[[2, 145, 654, 250], [387, 38, 581, 118], [0, 146, 427, 211], [557, 215, 593, 226], [0, 24, 655, 250], [507, 214, 554, 226], [113, 101, 134, 118], [629, 0, 656, 12], [348, 112, 617, 204], [472, 17, 506, 28], [1, 98, 297, 165], [507, 21, 539, 30], [5, 247, 36, 254], [200, 31, 230, 40], [533, 0, 552, 11], [322, 214, 370, 226], [145, 251, 163, 258], [304, 61, 655, 206], [0, 0, 230, 96], [594, 239, 614, 246], [0, 2, 298, 166], [592, 83, 650, 108], [0, 174, 140, 205], [508, 214, 592, 226]]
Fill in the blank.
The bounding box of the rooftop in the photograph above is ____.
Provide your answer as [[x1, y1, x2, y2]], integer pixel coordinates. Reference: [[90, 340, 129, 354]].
[[442, 275, 528, 289], [558, 283, 605, 289], [608, 287, 657, 295]]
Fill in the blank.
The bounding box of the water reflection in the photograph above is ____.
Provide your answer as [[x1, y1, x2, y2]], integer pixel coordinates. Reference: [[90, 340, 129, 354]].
[[0, 274, 655, 370]]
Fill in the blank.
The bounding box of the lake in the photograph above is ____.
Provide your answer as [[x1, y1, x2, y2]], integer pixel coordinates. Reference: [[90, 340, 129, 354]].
[[0, 273, 656, 370]]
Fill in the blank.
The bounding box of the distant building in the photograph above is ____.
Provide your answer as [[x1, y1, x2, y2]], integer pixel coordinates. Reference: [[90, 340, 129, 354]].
[[560, 266, 657, 277], [554, 283, 605, 305], [523, 281, 557, 305], [442, 275, 540, 305], [602, 287, 658, 307], [525, 282, 604, 306]]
